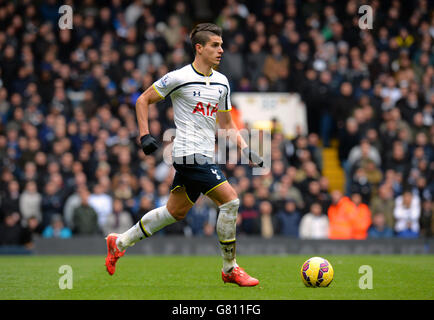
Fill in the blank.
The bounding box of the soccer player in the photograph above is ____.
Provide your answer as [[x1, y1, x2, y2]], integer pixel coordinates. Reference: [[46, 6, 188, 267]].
[[105, 23, 263, 287]]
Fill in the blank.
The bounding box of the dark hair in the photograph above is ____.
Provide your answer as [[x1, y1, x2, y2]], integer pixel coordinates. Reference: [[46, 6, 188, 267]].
[[190, 23, 222, 54], [402, 186, 413, 194]]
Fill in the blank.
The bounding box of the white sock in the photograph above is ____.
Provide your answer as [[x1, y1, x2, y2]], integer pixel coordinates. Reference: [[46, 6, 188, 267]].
[[217, 199, 240, 273], [221, 242, 238, 273], [116, 205, 176, 251]]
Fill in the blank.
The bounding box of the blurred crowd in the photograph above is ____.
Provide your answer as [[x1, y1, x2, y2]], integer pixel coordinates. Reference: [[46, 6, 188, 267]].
[[0, 0, 433, 252]]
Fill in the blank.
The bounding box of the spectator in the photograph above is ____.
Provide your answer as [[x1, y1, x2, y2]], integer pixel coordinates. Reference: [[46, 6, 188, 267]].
[[155, 182, 170, 208], [347, 139, 382, 178], [370, 184, 395, 229], [362, 159, 383, 193], [275, 199, 300, 237], [338, 117, 361, 170], [307, 133, 323, 172], [73, 188, 100, 235], [161, 15, 184, 49], [327, 190, 357, 239], [413, 176, 432, 203], [368, 212, 394, 238], [259, 200, 274, 239], [172, 1, 193, 30], [19, 161, 40, 190], [42, 214, 72, 239], [419, 200, 433, 238], [302, 180, 323, 215], [350, 167, 372, 205], [1, 180, 20, 217], [0, 0, 432, 243], [397, 90, 422, 124], [408, 111, 426, 139], [41, 181, 64, 228], [290, 135, 311, 169], [262, 43, 289, 92], [186, 197, 217, 236], [299, 202, 329, 239], [63, 173, 88, 230], [365, 128, 383, 157], [350, 192, 372, 239], [103, 198, 134, 236], [318, 177, 332, 210], [238, 192, 260, 235], [18, 180, 42, 226], [380, 76, 402, 107], [332, 82, 357, 135], [132, 196, 154, 223], [394, 189, 421, 238], [245, 41, 266, 85], [219, 43, 244, 89], [317, 70, 334, 148], [297, 161, 321, 194], [271, 175, 304, 211], [0, 212, 33, 251], [88, 182, 113, 229], [137, 41, 164, 75], [25, 215, 44, 237], [384, 141, 411, 176], [112, 172, 136, 203]]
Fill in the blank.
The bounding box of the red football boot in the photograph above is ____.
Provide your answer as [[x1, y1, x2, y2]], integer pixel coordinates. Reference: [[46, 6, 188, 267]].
[[105, 233, 125, 275], [222, 266, 259, 287]]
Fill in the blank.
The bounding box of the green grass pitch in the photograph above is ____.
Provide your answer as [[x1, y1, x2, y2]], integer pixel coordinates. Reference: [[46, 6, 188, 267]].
[[0, 255, 433, 300]]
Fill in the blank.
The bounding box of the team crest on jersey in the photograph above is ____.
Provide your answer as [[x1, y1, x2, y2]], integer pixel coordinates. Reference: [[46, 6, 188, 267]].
[[193, 102, 218, 117]]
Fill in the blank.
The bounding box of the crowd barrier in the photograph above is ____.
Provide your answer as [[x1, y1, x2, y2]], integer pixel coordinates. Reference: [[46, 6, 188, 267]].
[[10, 236, 432, 255]]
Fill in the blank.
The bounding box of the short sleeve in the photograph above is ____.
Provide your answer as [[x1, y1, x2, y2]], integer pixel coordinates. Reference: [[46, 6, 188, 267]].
[[218, 79, 232, 112], [152, 71, 181, 99]]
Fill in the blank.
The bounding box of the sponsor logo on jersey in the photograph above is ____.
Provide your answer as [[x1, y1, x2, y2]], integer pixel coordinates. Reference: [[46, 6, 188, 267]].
[[193, 102, 219, 117]]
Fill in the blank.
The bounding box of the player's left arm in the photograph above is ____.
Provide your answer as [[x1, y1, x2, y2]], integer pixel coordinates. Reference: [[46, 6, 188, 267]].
[[217, 110, 247, 149], [217, 111, 264, 167]]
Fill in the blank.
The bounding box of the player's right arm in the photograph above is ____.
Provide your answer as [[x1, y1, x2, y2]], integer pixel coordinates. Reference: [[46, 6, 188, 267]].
[[137, 71, 180, 155], [135, 85, 163, 155], [136, 85, 163, 137]]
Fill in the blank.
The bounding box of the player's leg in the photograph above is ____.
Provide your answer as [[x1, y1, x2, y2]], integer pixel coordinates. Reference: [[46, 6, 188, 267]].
[[105, 186, 193, 275], [117, 186, 193, 250], [205, 179, 238, 206], [206, 181, 259, 286], [206, 181, 238, 272]]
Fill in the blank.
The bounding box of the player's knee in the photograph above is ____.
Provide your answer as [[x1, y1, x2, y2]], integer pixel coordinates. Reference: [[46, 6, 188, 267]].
[[221, 186, 238, 206], [167, 206, 189, 221], [217, 198, 239, 241], [172, 211, 187, 221], [219, 198, 240, 216]]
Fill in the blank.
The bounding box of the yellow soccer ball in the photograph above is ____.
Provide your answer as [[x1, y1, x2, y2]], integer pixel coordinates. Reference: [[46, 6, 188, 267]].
[[300, 257, 334, 287]]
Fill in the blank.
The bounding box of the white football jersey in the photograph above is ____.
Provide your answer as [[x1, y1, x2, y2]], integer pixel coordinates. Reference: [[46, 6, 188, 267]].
[[152, 64, 232, 158]]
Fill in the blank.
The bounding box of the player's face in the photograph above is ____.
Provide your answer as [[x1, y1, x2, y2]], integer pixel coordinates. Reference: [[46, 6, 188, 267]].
[[202, 35, 224, 66]]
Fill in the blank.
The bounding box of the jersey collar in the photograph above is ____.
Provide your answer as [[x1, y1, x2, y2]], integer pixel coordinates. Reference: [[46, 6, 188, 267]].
[[191, 63, 213, 77]]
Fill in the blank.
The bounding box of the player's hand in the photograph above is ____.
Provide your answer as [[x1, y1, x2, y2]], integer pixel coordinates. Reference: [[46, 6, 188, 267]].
[[140, 134, 159, 155], [242, 147, 264, 167]]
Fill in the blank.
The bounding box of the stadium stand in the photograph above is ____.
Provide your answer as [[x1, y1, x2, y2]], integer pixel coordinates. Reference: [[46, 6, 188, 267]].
[[0, 0, 433, 252]]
